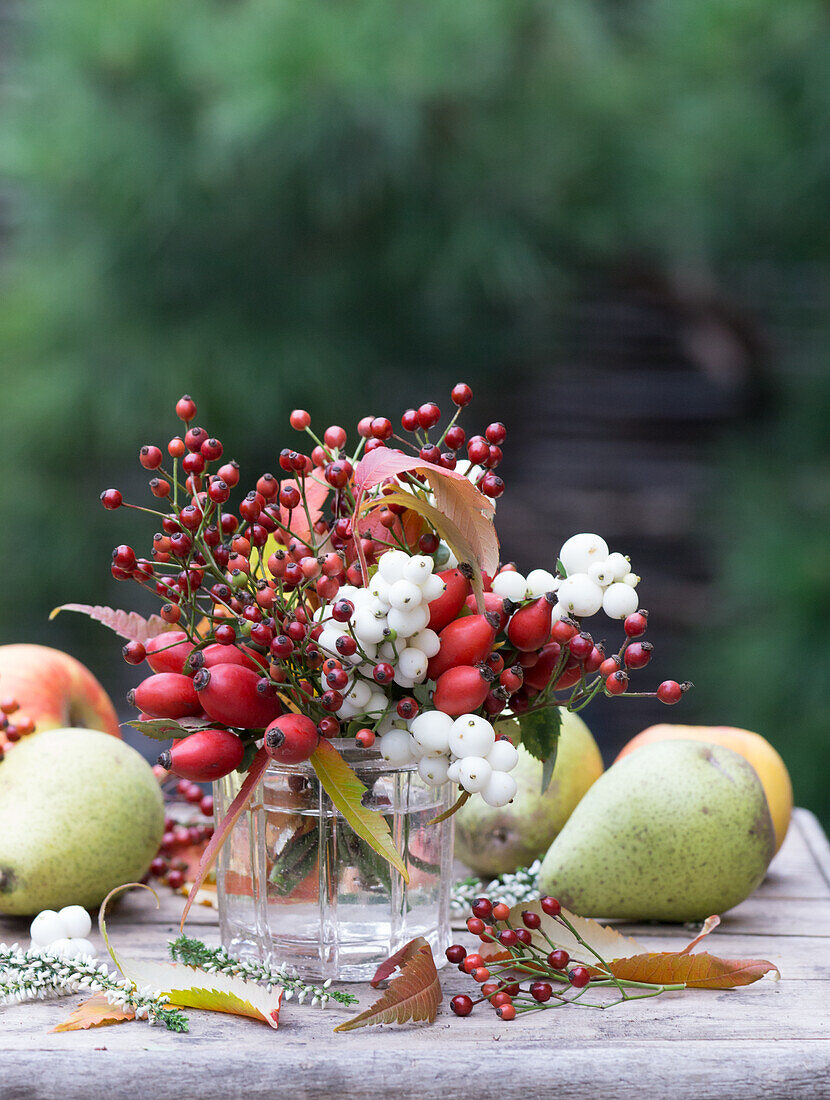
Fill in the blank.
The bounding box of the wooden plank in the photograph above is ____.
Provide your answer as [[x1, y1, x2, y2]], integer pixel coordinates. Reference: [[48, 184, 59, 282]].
[[0, 1041, 827, 1100]]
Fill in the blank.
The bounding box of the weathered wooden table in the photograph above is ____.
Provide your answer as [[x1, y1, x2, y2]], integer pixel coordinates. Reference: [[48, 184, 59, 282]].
[[2, 808, 829, 1099]]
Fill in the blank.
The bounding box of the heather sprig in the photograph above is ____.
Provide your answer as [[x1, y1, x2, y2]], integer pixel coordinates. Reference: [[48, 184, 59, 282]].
[[168, 934, 358, 1008], [0, 943, 188, 1031]]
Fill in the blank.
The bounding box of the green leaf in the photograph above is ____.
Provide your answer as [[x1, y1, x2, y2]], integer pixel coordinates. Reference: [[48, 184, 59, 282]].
[[556, 558, 567, 578], [125, 717, 212, 741], [517, 707, 562, 778], [540, 744, 559, 794], [310, 738, 409, 883]]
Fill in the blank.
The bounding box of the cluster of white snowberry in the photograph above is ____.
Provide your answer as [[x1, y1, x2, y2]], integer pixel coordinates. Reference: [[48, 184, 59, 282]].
[[314, 549, 445, 725], [490, 533, 641, 622], [29, 905, 95, 960], [379, 711, 519, 807]]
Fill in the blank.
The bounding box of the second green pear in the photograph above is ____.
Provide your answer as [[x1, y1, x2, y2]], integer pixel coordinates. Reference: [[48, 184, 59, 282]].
[[538, 739, 775, 921]]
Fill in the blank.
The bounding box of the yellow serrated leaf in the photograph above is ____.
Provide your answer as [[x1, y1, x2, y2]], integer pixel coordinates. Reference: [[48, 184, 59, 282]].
[[311, 738, 409, 883]]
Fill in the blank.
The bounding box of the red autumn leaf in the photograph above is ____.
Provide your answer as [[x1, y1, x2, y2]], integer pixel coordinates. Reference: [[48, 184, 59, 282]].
[[352, 448, 499, 582], [53, 994, 135, 1032], [179, 747, 271, 931], [603, 951, 779, 989], [49, 605, 172, 643], [334, 936, 442, 1031], [279, 473, 331, 541]]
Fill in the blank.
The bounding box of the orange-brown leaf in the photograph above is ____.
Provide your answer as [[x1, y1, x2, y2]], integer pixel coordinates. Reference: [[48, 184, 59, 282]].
[[53, 994, 135, 1032], [334, 936, 441, 1031], [604, 951, 779, 989]]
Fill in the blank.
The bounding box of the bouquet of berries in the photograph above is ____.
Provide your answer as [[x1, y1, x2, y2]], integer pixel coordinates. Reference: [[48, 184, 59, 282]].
[[91, 386, 688, 887]]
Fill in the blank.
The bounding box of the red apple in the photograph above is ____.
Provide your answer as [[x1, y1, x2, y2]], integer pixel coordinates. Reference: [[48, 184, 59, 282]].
[[0, 644, 120, 751]]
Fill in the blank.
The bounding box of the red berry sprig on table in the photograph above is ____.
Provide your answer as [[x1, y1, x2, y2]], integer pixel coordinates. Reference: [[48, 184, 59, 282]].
[[446, 895, 681, 1020]]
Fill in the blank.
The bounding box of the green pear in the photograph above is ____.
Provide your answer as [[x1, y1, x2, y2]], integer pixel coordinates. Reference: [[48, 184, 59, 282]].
[[454, 711, 604, 875], [538, 739, 775, 921], [0, 728, 165, 914]]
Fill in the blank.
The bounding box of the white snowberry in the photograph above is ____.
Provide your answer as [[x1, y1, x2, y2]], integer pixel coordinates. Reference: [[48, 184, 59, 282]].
[[57, 905, 92, 940], [486, 739, 519, 773], [387, 603, 429, 638], [418, 757, 451, 786], [557, 573, 604, 617], [603, 581, 640, 619], [378, 550, 410, 584], [448, 714, 496, 758], [458, 756, 493, 794], [604, 552, 630, 580], [587, 561, 615, 587], [446, 760, 462, 784], [481, 771, 518, 807], [379, 729, 416, 766], [352, 610, 387, 645], [30, 910, 67, 948], [403, 555, 435, 585], [368, 574, 391, 607], [559, 533, 609, 576], [398, 647, 428, 681], [622, 572, 640, 588], [365, 691, 388, 718], [491, 570, 528, 603], [420, 573, 447, 603], [410, 628, 440, 658], [379, 636, 406, 660], [525, 568, 558, 597], [409, 710, 454, 755], [387, 579, 423, 611]]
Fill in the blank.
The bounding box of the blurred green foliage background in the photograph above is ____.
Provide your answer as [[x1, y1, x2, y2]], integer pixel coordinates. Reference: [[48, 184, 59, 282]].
[[1, 0, 828, 826]]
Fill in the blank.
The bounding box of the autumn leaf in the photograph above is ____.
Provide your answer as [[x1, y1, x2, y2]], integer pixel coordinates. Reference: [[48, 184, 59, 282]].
[[334, 937, 441, 1031], [310, 738, 409, 883], [180, 747, 272, 931], [53, 994, 135, 1032], [603, 951, 779, 989], [511, 899, 645, 962], [49, 604, 172, 643], [113, 958, 283, 1027], [97, 884, 282, 1028], [352, 448, 499, 598]]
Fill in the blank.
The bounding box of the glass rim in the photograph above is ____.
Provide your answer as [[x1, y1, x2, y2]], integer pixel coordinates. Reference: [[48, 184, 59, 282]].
[[263, 738, 419, 776]]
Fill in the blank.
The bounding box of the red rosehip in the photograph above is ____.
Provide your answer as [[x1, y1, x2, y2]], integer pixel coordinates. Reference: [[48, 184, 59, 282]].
[[624, 641, 653, 669], [530, 981, 553, 1003], [290, 409, 311, 430], [401, 408, 419, 432], [570, 966, 591, 989], [444, 425, 466, 450], [450, 995, 474, 1017], [175, 394, 197, 422], [446, 944, 466, 964], [355, 728, 375, 748], [496, 1004, 516, 1021], [471, 897, 492, 920], [324, 425, 347, 450], [129, 673, 202, 719], [624, 610, 649, 638], [492, 902, 510, 921], [606, 670, 629, 695], [193, 665, 282, 728], [157, 728, 244, 783], [540, 896, 561, 917], [547, 949, 569, 970], [100, 489, 123, 509], [451, 382, 473, 406], [265, 713, 319, 764], [521, 910, 541, 930], [140, 445, 163, 470], [417, 402, 441, 429], [657, 680, 683, 704], [485, 422, 506, 445]]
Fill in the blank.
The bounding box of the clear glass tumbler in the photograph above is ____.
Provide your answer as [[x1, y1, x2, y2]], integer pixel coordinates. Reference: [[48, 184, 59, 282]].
[[214, 741, 454, 982]]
